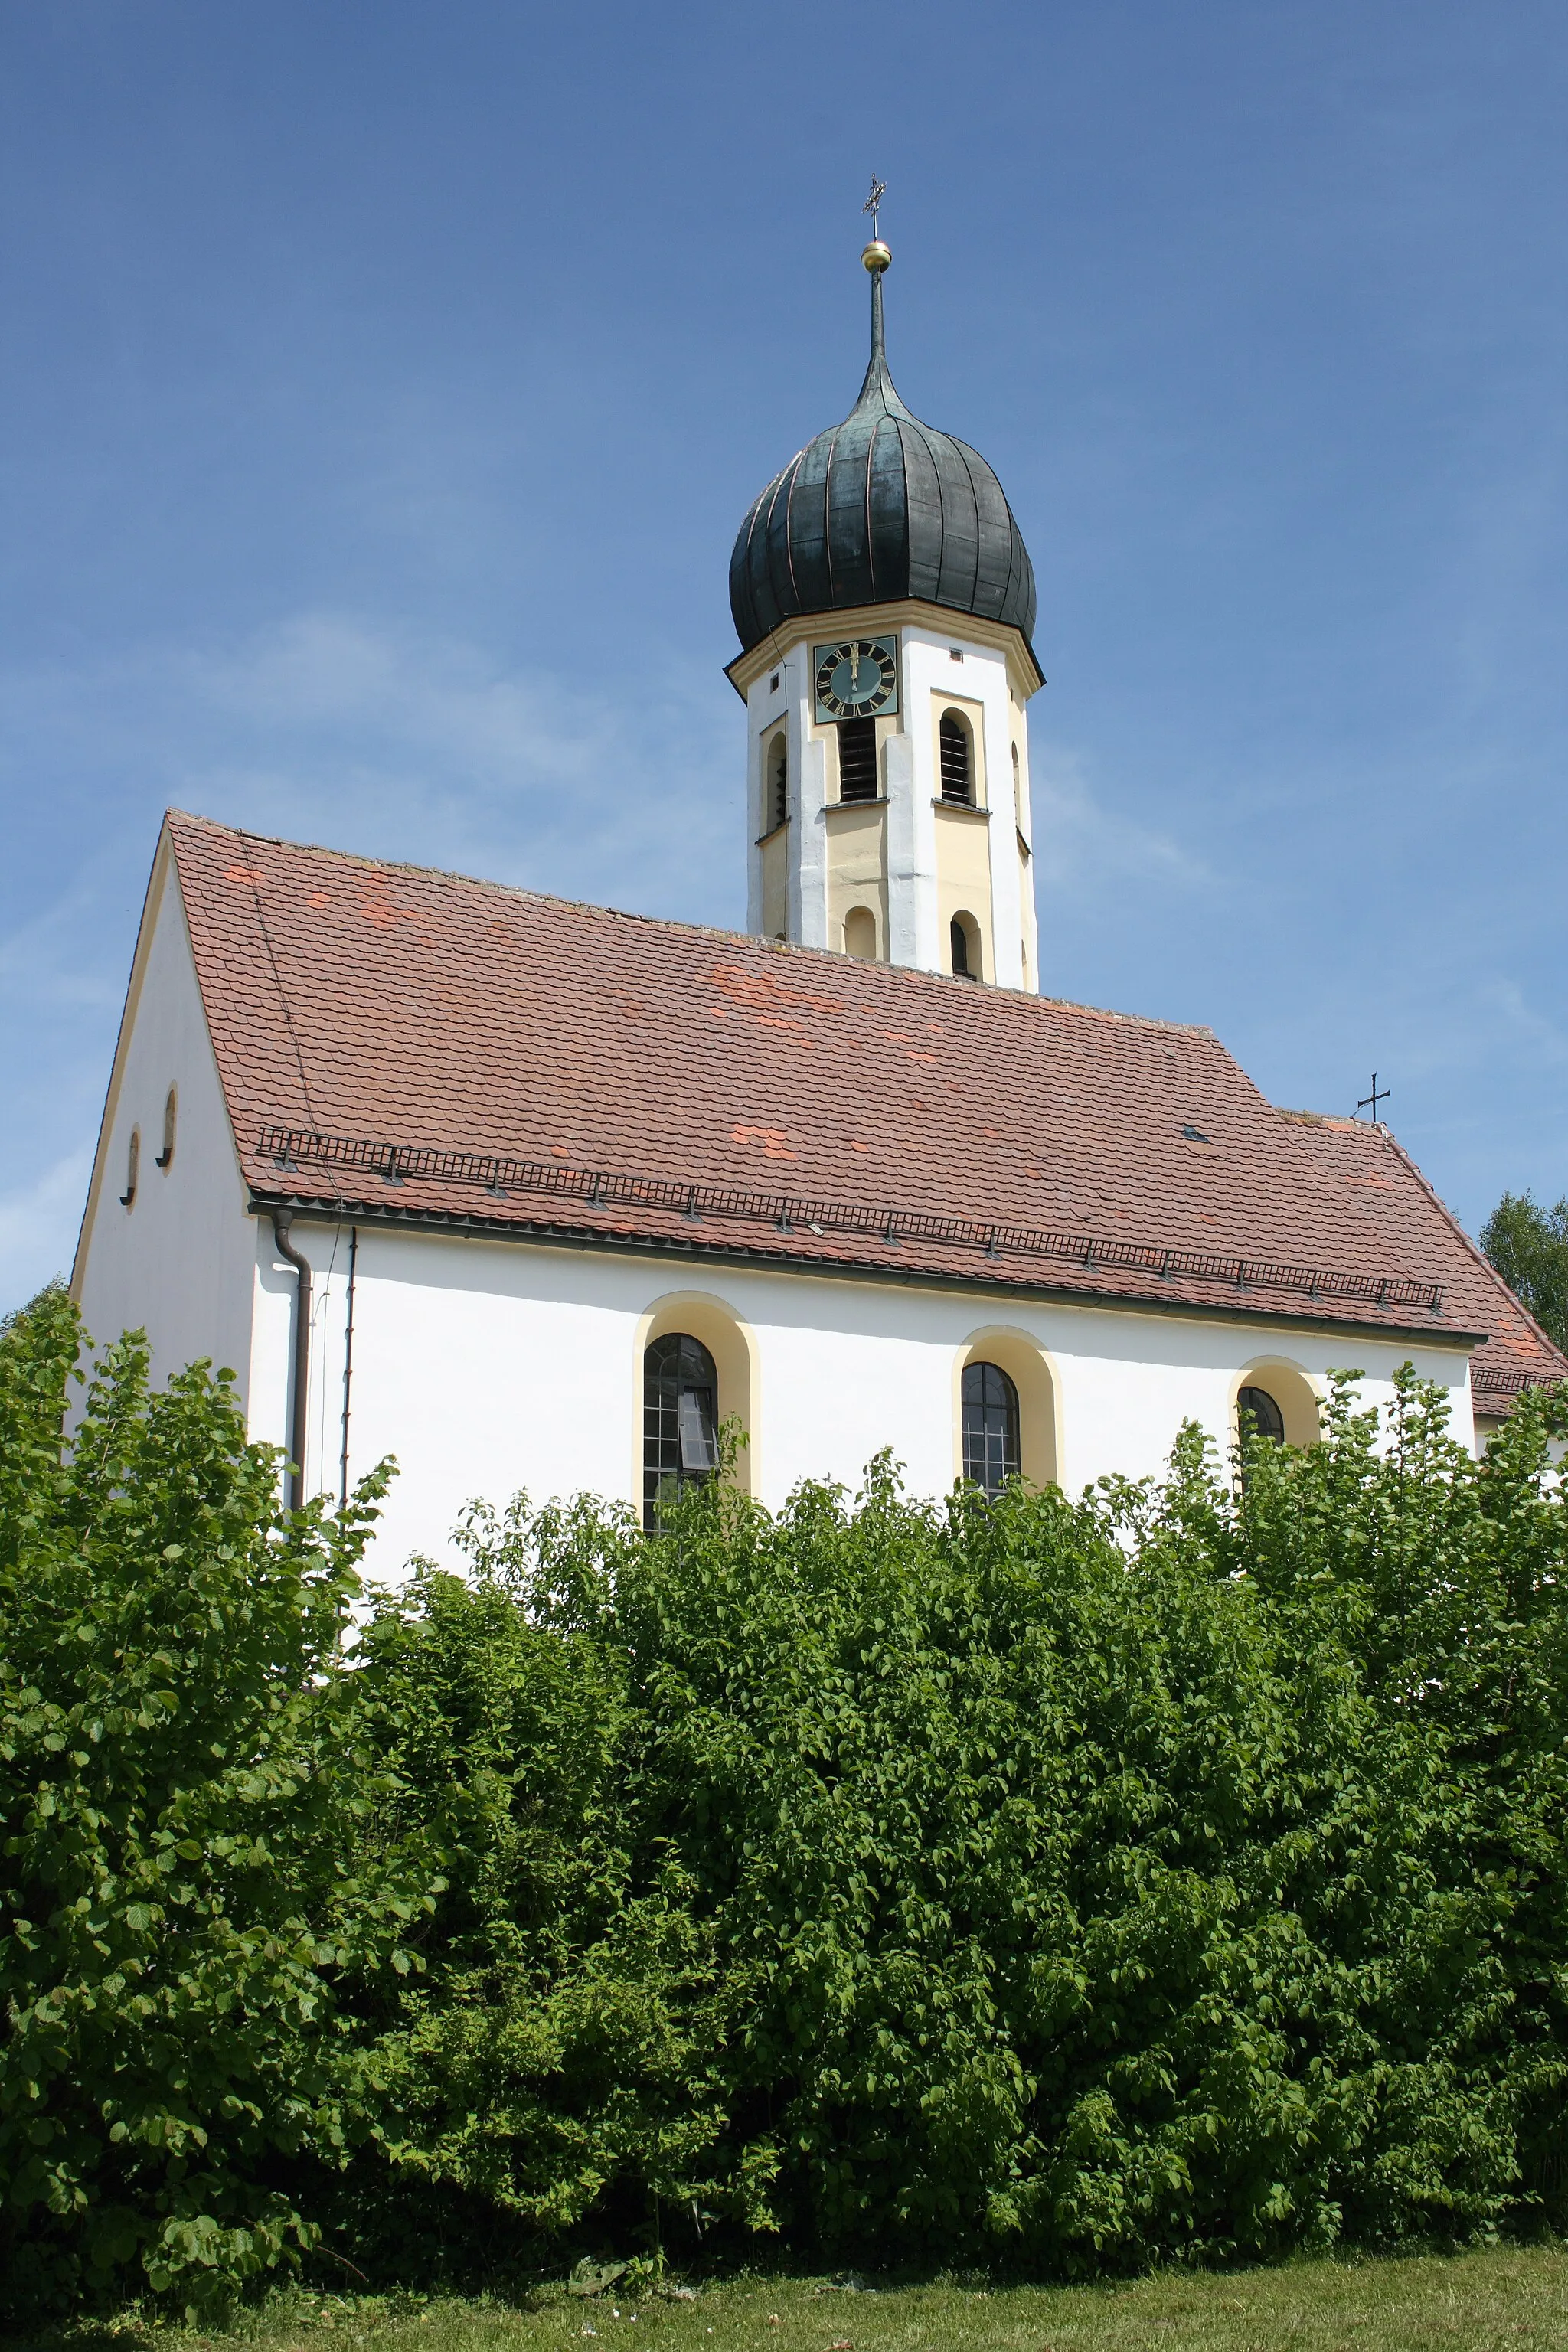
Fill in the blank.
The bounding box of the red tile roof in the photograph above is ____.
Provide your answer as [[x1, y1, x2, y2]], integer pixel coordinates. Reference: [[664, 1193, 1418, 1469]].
[[165, 811, 1547, 1353], [1282, 1112, 1568, 1406]]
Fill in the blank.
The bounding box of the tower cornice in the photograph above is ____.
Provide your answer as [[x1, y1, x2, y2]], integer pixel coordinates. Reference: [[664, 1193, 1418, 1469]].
[[725, 598, 1045, 704]]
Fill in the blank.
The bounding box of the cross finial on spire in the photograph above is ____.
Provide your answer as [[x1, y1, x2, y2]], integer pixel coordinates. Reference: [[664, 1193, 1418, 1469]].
[[863, 178, 886, 238]]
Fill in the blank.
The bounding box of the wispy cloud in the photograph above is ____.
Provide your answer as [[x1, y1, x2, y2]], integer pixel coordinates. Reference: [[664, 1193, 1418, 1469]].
[[1473, 978, 1568, 1073], [0, 610, 750, 1311], [0, 1148, 91, 1315], [0, 610, 743, 922], [1030, 743, 1214, 896]]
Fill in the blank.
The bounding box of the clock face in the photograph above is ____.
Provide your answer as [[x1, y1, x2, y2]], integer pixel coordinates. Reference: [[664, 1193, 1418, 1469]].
[[813, 635, 899, 722]]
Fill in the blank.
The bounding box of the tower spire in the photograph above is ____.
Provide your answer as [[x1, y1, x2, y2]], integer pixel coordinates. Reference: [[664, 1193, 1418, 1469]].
[[859, 186, 892, 396]]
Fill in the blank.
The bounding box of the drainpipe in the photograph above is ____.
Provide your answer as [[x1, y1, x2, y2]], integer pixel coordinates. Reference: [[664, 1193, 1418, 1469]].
[[272, 1210, 311, 1513]]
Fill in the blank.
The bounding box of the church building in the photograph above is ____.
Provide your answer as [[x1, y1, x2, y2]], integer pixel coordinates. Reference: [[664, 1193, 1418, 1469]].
[[70, 237, 1566, 1570]]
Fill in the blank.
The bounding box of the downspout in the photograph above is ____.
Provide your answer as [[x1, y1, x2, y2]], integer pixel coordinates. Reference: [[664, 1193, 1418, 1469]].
[[272, 1210, 311, 1513]]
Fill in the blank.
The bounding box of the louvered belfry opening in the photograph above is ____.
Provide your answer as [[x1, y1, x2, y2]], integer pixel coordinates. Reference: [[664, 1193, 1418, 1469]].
[[939, 712, 972, 802], [769, 734, 788, 831], [837, 717, 879, 802]]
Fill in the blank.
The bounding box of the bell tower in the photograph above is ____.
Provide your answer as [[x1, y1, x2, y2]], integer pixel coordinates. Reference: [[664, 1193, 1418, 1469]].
[[725, 235, 1044, 990]]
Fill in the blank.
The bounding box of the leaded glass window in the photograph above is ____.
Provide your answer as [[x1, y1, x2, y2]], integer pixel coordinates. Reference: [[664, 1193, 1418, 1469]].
[[644, 1332, 719, 1529], [962, 1361, 1020, 1496], [1237, 1384, 1285, 1444]]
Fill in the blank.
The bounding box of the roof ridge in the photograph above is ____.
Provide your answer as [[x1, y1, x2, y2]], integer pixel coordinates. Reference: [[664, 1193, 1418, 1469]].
[[164, 808, 1217, 1037]]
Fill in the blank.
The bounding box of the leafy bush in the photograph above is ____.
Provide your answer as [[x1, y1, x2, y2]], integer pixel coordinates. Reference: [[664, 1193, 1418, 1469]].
[[0, 1290, 441, 2318], [342, 1380, 1568, 2278], [2, 1288, 1566, 2311]]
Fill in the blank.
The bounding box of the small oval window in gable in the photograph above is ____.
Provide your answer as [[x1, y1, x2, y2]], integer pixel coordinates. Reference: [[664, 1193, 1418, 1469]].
[[157, 1084, 178, 1170], [120, 1126, 140, 1209]]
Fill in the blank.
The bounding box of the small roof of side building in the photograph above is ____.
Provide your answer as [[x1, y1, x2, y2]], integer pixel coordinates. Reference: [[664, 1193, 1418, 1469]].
[[134, 811, 1517, 1352], [1282, 1111, 1568, 1413]]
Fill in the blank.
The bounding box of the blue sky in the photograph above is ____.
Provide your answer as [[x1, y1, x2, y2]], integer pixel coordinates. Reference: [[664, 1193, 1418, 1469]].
[[3, 1, 1565, 1313]]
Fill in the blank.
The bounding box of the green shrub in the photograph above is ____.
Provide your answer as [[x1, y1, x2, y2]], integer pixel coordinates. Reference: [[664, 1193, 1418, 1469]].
[[0, 1290, 442, 2318], [3, 1285, 1566, 2308], [341, 1373, 1568, 2277]]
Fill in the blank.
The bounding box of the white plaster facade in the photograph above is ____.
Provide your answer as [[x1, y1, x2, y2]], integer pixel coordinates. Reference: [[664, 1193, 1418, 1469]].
[[69, 832, 1485, 1579], [247, 1217, 1473, 1575], [740, 603, 1039, 989], [73, 838, 258, 1409], [79, 1091, 1477, 1578]]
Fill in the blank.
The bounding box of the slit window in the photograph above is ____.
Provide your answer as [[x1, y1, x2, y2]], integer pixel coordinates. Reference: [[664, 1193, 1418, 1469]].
[[962, 1361, 1020, 1495], [644, 1332, 719, 1529], [157, 1085, 177, 1170], [768, 733, 788, 831], [939, 711, 972, 802], [120, 1126, 139, 1209], [837, 717, 878, 802]]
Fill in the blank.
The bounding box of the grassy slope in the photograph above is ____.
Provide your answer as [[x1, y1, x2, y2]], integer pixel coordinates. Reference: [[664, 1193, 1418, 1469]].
[[38, 2248, 1566, 2352]]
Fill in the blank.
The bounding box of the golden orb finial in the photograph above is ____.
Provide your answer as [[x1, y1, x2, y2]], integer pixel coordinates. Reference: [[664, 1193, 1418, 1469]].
[[861, 238, 891, 274]]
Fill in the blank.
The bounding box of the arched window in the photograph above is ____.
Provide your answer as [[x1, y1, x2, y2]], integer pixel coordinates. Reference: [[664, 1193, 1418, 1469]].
[[1237, 1384, 1285, 1444], [950, 912, 981, 979], [843, 906, 877, 959], [837, 717, 878, 802], [156, 1084, 177, 1170], [119, 1126, 140, 1209], [767, 733, 788, 832], [1011, 741, 1021, 801], [644, 1331, 719, 1529], [962, 1361, 1020, 1495], [939, 710, 972, 802]]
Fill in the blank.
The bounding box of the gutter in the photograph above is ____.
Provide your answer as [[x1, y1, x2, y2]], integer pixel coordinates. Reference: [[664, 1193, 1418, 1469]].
[[271, 1210, 312, 1512]]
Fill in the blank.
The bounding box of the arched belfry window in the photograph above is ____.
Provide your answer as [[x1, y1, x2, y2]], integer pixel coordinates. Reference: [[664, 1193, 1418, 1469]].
[[768, 733, 788, 831], [939, 711, 973, 803], [644, 1332, 719, 1529], [837, 718, 878, 802], [962, 1362, 1020, 1495], [1237, 1385, 1285, 1445]]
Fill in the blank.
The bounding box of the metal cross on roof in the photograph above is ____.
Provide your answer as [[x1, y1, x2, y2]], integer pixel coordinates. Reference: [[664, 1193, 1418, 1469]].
[[863, 178, 886, 237], [1357, 1072, 1391, 1122]]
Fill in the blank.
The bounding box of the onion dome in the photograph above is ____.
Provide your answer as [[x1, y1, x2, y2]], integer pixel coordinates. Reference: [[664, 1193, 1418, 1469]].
[[729, 248, 1037, 656]]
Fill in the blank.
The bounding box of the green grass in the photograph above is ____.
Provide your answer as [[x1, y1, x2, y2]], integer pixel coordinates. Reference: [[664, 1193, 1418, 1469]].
[[20, 2248, 1568, 2352]]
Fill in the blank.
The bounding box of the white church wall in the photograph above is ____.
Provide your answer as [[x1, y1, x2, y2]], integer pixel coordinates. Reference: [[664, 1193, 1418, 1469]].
[[742, 611, 1031, 985], [71, 854, 256, 1409], [248, 1218, 1477, 1579]]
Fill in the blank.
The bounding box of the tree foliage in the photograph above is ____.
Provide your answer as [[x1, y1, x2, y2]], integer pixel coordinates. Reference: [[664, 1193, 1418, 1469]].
[[3, 1290, 1568, 2314], [1481, 1190, 1568, 1353], [0, 1289, 442, 2318]]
